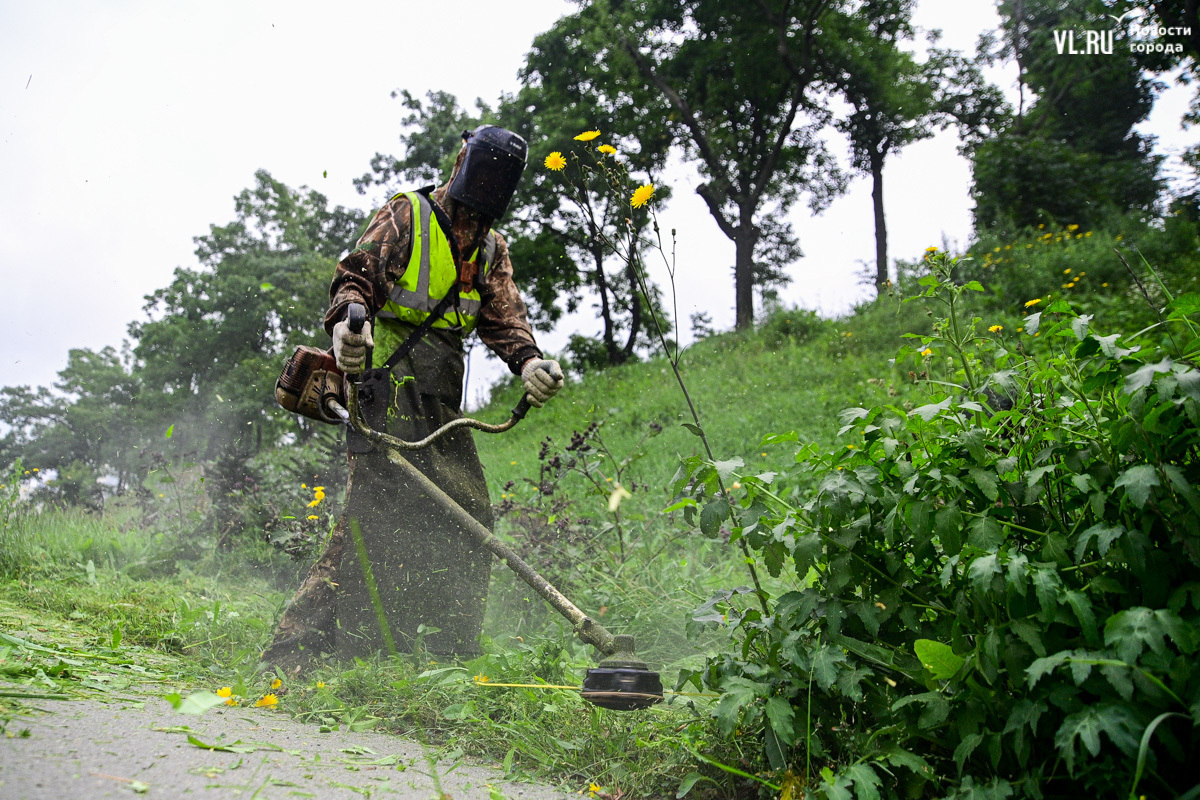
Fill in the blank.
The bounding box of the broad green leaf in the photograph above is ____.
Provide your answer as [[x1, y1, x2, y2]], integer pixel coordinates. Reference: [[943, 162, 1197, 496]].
[[765, 696, 795, 745], [1024, 312, 1043, 335], [1168, 292, 1200, 315], [165, 424, 174, 439], [1115, 465, 1160, 508], [968, 553, 1002, 595], [967, 515, 1003, 552], [954, 732, 984, 774], [968, 467, 999, 502], [891, 691, 949, 727], [713, 677, 767, 735], [713, 456, 744, 483], [1053, 705, 1139, 773], [163, 691, 225, 716], [912, 397, 952, 422], [681, 422, 704, 437], [913, 639, 965, 679], [1064, 590, 1100, 647], [811, 646, 848, 690], [1124, 357, 1172, 393], [1026, 651, 1070, 688], [699, 500, 727, 538], [1104, 607, 1195, 663], [845, 763, 882, 800], [1072, 524, 1125, 562], [1071, 314, 1092, 340], [676, 772, 715, 798]]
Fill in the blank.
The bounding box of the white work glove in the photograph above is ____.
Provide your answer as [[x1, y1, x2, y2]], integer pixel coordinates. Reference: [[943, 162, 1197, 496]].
[[520, 358, 564, 408], [332, 318, 374, 374]]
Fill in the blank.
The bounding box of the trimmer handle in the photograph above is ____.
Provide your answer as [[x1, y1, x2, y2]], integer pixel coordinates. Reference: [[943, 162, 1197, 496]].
[[345, 302, 372, 378], [511, 394, 533, 421], [347, 302, 367, 334]]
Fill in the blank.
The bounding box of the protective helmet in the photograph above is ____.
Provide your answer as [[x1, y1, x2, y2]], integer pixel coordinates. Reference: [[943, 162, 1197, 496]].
[[447, 125, 528, 220]]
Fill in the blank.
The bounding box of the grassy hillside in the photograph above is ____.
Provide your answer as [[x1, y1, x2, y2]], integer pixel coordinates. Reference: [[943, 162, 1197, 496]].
[[3, 214, 1198, 797]]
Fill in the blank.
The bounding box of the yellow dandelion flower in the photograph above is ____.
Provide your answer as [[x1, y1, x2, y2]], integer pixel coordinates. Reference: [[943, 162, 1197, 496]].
[[1026, 244, 1033, 248], [989, 325, 1003, 333], [32, 468, 38, 472], [1005, 245, 1012, 250], [1075, 233, 1083, 239], [589, 783, 603, 797], [217, 687, 232, 698], [313, 488, 326, 501], [920, 348, 933, 356], [307, 499, 321, 508], [760, 452, 767, 457], [307, 514, 319, 520], [1037, 223, 1045, 229], [474, 673, 490, 683], [301, 483, 307, 489], [1116, 234, 1124, 241], [158, 493, 164, 498], [271, 678, 282, 690], [544, 151, 567, 171], [510, 461, 517, 465], [1084, 231, 1093, 237], [225, 697, 238, 706], [1067, 224, 1079, 231], [597, 144, 617, 155], [631, 183, 655, 208], [1102, 282, 1109, 287], [574, 130, 601, 141], [254, 693, 279, 708], [316, 681, 325, 689], [993, 246, 1001, 252], [23, 471, 29, 475], [1024, 298, 1042, 307], [1063, 268, 1071, 274], [925, 246, 938, 253]]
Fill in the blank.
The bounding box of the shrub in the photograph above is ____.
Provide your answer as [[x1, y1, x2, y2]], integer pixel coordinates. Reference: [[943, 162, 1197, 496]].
[[677, 253, 1200, 798]]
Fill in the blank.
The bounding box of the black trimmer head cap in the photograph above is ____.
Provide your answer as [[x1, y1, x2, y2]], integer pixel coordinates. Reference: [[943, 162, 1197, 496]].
[[580, 634, 664, 711]]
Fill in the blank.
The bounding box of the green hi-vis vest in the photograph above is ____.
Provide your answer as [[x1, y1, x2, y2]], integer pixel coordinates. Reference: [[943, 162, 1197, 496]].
[[376, 191, 495, 337]]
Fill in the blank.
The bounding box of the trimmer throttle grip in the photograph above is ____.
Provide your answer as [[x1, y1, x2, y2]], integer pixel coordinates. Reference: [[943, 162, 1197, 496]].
[[347, 302, 367, 334], [511, 394, 533, 421]]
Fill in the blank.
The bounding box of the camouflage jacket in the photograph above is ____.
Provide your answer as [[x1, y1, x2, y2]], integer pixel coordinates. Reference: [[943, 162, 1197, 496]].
[[324, 185, 542, 375]]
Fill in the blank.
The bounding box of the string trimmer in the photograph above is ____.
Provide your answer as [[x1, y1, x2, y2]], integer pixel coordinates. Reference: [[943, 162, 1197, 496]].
[[322, 302, 663, 712]]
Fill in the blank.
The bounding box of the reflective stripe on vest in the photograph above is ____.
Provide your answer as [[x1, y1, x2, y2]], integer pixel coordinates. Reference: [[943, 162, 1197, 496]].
[[376, 191, 492, 334]]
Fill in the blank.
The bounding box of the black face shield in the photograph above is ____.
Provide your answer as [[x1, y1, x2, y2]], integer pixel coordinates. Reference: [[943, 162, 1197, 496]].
[[446, 125, 528, 220]]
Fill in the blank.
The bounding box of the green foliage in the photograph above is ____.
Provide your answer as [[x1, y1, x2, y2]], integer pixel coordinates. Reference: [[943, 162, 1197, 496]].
[[972, 0, 1164, 230], [676, 253, 1200, 796]]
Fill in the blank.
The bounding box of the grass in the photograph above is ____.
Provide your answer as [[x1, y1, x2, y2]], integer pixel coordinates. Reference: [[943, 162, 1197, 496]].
[[5, 217, 1197, 796]]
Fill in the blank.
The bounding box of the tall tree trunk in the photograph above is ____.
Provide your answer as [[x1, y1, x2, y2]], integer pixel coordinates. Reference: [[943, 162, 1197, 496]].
[[871, 150, 888, 295], [734, 221, 757, 330]]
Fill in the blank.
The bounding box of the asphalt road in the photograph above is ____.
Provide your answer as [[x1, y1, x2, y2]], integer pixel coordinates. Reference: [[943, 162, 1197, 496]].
[[0, 692, 575, 800]]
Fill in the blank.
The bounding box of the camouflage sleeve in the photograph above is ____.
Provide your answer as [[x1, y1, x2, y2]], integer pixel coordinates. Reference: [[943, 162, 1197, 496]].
[[324, 195, 413, 335], [477, 231, 543, 374]]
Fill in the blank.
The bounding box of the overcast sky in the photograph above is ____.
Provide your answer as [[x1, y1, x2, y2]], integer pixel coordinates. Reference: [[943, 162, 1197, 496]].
[[2, 0, 1195, 405]]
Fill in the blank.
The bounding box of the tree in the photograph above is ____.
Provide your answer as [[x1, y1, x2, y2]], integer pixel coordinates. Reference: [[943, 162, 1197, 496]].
[[355, 85, 673, 367], [589, 0, 846, 329], [505, 10, 675, 366], [972, 0, 1164, 230], [130, 170, 363, 530]]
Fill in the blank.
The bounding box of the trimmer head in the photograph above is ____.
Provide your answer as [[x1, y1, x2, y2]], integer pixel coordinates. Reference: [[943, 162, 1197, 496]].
[[581, 634, 664, 711]]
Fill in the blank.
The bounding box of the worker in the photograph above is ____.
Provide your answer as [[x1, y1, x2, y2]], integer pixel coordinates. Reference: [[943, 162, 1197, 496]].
[[263, 125, 564, 673]]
